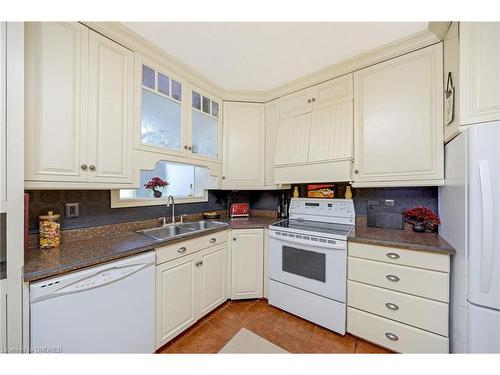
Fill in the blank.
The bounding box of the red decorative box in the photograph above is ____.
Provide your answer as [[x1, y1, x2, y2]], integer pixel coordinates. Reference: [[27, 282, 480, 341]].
[[230, 203, 250, 218]]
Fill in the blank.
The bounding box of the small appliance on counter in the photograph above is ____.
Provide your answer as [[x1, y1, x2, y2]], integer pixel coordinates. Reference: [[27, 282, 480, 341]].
[[229, 202, 250, 218]]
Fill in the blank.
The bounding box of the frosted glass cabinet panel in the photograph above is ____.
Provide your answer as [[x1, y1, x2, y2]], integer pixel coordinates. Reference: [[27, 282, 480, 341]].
[[141, 89, 182, 151], [190, 88, 221, 160], [139, 64, 183, 154]]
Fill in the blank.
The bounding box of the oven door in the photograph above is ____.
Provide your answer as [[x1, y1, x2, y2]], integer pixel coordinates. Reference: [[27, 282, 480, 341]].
[[268, 231, 346, 302]]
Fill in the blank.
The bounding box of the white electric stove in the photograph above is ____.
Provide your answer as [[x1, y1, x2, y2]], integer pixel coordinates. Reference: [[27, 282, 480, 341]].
[[268, 198, 355, 335]]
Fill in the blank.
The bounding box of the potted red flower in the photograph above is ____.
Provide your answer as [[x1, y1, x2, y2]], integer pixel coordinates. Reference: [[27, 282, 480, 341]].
[[402, 207, 441, 233], [144, 177, 169, 198]]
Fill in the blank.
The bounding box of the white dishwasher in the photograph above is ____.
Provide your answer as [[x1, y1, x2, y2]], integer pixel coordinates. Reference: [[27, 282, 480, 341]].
[[30, 251, 155, 353]]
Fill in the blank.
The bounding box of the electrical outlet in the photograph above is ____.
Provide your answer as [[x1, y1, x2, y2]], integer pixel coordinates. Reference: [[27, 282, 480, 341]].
[[384, 199, 395, 207], [65, 203, 79, 218]]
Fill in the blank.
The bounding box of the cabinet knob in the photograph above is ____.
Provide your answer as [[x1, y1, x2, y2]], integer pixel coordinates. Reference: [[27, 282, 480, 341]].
[[222, 176, 226, 180], [354, 169, 359, 174], [210, 238, 216, 243], [385, 332, 399, 341], [184, 145, 188, 150], [386, 274, 400, 282], [386, 252, 400, 259], [188, 146, 192, 151], [81, 164, 88, 170], [233, 238, 236, 241], [89, 165, 96, 171], [307, 99, 312, 103], [385, 302, 399, 311], [178, 247, 187, 254], [312, 98, 316, 102]]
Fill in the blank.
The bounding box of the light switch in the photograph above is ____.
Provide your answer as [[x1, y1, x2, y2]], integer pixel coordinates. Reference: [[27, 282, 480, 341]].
[[65, 203, 80, 218]]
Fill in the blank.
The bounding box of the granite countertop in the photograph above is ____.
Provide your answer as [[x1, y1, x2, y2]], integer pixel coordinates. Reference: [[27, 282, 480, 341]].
[[24, 215, 279, 282], [348, 220, 455, 255]]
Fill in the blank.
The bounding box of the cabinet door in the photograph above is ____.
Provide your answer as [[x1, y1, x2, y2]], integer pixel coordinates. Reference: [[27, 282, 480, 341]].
[[0, 22, 5, 212], [230, 229, 264, 300], [25, 22, 88, 182], [189, 87, 221, 161], [156, 253, 198, 348], [199, 244, 227, 317], [444, 22, 460, 143], [353, 44, 444, 186], [87, 31, 134, 184], [308, 100, 353, 162], [222, 102, 265, 188], [279, 87, 313, 119], [312, 74, 353, 110], [265, 99, 279, 185], [274, 112, 311, 166], [460, 22, 500, 125]]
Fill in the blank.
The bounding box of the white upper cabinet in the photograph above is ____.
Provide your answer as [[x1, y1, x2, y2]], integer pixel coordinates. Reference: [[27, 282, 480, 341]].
[[87, 30, 134, 184], [25, 22, 134, 187], [443, 22, 460, 143], [221, 102, 265, 188], [353, 44, 444, 187], [274, 74, 353, 184], [280, 87, 313, 119], [25, 22, 89, 183], [135, 56, 185, 157], [188, 87, 221, 161], [460, 22, 500, 126], [265, 99, 279, 186]]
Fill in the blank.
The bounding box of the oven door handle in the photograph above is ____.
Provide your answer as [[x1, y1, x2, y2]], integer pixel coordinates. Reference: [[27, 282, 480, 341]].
[[268, 231, 344, 250]]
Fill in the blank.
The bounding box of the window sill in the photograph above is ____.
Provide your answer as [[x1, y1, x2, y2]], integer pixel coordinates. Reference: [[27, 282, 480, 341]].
[[110, 190, 208, 208]]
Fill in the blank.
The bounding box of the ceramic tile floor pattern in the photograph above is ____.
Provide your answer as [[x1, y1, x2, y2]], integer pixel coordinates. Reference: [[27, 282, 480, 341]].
[[157, 299, 393, 354]]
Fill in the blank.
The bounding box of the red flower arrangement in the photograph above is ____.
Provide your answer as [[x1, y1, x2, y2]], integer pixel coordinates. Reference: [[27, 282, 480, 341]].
[[402, 207, 440, 232], [144, 177, 169, 198]]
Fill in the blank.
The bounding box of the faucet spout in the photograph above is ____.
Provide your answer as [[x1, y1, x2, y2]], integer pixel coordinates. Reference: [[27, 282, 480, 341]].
[[166, 195, 175, 224]]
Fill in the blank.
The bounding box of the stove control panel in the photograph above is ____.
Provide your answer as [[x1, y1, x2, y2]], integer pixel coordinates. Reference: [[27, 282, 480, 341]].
[[289, 198, 355, 224]]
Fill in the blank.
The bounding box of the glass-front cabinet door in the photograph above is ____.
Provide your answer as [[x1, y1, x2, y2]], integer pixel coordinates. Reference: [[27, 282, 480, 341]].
[[138, 61, 184, 155], [189, 87, 221, 161]]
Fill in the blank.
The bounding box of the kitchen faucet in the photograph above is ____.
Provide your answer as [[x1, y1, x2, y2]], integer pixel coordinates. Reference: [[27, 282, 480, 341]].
[[166, 195, 175, 224]]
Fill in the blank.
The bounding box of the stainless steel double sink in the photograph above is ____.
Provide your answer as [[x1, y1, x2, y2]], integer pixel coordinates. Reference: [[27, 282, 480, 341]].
[[137, 220, 228, 241]]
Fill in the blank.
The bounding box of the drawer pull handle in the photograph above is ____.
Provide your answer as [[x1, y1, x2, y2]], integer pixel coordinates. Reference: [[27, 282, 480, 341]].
[[385, 303, 399, 311], [386, 274, 400, 282], [195, 261, 204, 267], [178, 247, 187, 254], [385, 332, 399, 341], [210, 238, 216, 243], [386, 252, 400, 259]]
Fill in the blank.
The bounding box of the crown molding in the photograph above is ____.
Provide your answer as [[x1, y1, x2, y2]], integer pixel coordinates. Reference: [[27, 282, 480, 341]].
[[429, 21, 452, 41], [263, 28, 441, 101], [82, 22, 227, 99], [83, 22, 444, 104]]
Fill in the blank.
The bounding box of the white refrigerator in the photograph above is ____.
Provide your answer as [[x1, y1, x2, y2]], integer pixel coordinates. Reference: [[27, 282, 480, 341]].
[[439, 122, 500, 353]]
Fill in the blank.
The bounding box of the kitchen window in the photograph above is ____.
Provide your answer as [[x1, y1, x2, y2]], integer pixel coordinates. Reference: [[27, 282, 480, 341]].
[[111, 160, 213, 208]]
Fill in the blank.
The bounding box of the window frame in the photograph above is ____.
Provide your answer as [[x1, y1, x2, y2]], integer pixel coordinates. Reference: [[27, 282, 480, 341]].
[[110, 189, 208, 208]]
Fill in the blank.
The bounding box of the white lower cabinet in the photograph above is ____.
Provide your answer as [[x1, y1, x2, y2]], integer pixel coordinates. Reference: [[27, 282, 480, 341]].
[[347, 242, 450, 353], [230, 229, 264, 300], [155, 233, 227, 349]]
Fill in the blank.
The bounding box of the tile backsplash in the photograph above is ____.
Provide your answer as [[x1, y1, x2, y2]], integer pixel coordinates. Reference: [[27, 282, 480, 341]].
[[26, 186, 437, 234]]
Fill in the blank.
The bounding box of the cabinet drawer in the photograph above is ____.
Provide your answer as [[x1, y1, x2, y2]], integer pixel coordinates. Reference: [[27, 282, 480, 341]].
[[348, 242, 449, 273], [347, 280, 448, 336], [347, 307, 449, 353], [348, 257, 449, 302], [156, 230, 228, 265]]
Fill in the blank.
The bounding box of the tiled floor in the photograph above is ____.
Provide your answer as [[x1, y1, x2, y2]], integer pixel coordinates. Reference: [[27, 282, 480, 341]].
[[157, 299, 393, 354]]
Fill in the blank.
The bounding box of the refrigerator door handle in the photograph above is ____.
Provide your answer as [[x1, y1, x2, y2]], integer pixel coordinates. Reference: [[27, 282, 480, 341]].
[[478, 160, 494, 293]]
